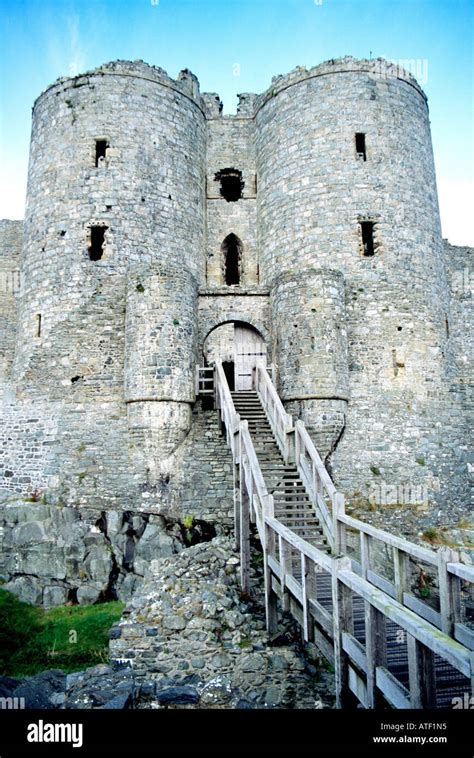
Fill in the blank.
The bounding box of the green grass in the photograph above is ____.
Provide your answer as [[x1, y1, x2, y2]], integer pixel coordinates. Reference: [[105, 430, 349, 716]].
[[0, 588, 124, 677]]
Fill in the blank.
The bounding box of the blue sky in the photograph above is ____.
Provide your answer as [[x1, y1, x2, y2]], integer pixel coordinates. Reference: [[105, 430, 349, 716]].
[[0, 0, 473, 243]]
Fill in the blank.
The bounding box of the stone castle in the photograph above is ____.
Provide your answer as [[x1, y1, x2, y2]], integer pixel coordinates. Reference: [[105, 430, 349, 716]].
[[0, 56, 471, 606]]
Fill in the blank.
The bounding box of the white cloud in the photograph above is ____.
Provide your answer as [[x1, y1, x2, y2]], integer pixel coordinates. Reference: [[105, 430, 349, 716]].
[[66, 14, 86, 78]]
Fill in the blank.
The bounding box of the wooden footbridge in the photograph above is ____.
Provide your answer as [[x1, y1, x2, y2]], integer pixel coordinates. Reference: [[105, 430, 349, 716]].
[[197, 362, 474, 709]]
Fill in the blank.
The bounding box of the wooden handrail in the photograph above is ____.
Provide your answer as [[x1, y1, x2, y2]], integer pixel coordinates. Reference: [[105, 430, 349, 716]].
[[295, 420, 336, 497], [339, 510, 438, 565], [255, 364, 293, 462], [214, 358, 274, 557]]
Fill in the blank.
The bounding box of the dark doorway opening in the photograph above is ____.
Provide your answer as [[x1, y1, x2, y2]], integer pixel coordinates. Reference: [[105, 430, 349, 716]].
[[222, 361, 235, 391]]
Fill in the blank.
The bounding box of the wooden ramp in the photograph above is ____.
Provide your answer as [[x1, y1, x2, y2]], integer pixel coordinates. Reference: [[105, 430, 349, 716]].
[[198, 362, 474, 709]]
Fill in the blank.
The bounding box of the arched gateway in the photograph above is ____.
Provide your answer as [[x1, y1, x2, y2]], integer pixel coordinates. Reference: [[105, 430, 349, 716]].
[[203, 321, 267, 391]]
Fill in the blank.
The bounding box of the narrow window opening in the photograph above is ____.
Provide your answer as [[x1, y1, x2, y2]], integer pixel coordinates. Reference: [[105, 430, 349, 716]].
[[88, 226, 108, 261], [445, 316, 449, 338], [95, 139, 108, 167], [355, 133, 367, 161], [360, 221, 375, 257], [214, 168, 244, 202], [36, 314, 42, 338], [222, 233, 242, 285]]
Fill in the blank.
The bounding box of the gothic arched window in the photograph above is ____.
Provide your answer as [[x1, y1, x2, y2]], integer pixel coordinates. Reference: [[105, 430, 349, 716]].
[[222, 234, 243, 285]]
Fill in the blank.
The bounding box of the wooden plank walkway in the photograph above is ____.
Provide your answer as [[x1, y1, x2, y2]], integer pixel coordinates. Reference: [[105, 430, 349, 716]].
[[202, 362, 474, 709]]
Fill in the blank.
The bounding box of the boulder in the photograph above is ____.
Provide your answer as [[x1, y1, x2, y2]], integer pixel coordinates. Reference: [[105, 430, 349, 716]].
[[155, 685, 200, 705], [13, 670, 67, 709], [77, 584, 102, 605], [43, 585, 68, 608], [2, 576, 43, 605]]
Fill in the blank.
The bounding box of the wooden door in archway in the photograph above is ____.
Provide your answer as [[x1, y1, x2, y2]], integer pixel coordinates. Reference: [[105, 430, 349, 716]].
[[234, 324, 267, 391]]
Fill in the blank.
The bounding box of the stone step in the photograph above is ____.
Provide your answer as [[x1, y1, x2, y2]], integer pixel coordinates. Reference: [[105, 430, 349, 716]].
[[234, 406, 265, 411], [277, 516, 322, 525], [232, 404, 262, 409], [271, 496, 310, 502], [268, 487, 305, 493], [290, 534, 327, 544], [272, 500, 311, 507], [233, 409, 264, 414], [270, 483, 306, 490]]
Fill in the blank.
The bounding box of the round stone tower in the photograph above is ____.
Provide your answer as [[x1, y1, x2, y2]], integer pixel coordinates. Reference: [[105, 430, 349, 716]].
[[256, 58, 456, 503], [271, 268, 349, 457], [14, 61, 206, 475]]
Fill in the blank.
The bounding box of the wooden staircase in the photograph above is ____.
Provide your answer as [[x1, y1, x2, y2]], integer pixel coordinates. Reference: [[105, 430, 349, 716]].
[[231, 391, 329, 552], [207, 361, 474, 710]]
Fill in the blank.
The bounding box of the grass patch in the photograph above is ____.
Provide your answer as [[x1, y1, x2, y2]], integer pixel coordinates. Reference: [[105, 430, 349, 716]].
[[237, 638, 252, 649], [420, 527, 452, 546], [0, 588, 124, 678]]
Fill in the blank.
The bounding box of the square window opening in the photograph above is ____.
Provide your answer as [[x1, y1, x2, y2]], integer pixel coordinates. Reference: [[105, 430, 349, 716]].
[[214, 168, 244, 202]]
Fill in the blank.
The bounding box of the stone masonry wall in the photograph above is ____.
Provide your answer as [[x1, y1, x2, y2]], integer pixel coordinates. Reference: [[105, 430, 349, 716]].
[[205, 99, 258, 287], [0, 220, 22, 385]]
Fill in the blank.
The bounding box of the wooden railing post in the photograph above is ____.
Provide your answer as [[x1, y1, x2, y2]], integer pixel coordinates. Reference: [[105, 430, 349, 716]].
[[295, 420, 301, 467], [470, 651, 474, 700], [360, 531, 370, 581], [279, 535, 291, 612], [407, 634, 437, 708], [393, 547, 408, 604], [285, 427, 295, 464], [214, 365, 220, 409], [365, 603, 387, 708], [233, 454, 240, 552], [302, 554, 315, 642], [333, 493, 345, 554], [438, 546, 460, 636], [264, 521, 278, 636], [332, 556, 353, 708], [240, 457, 251, 595], [233, 414, 242, 461]]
